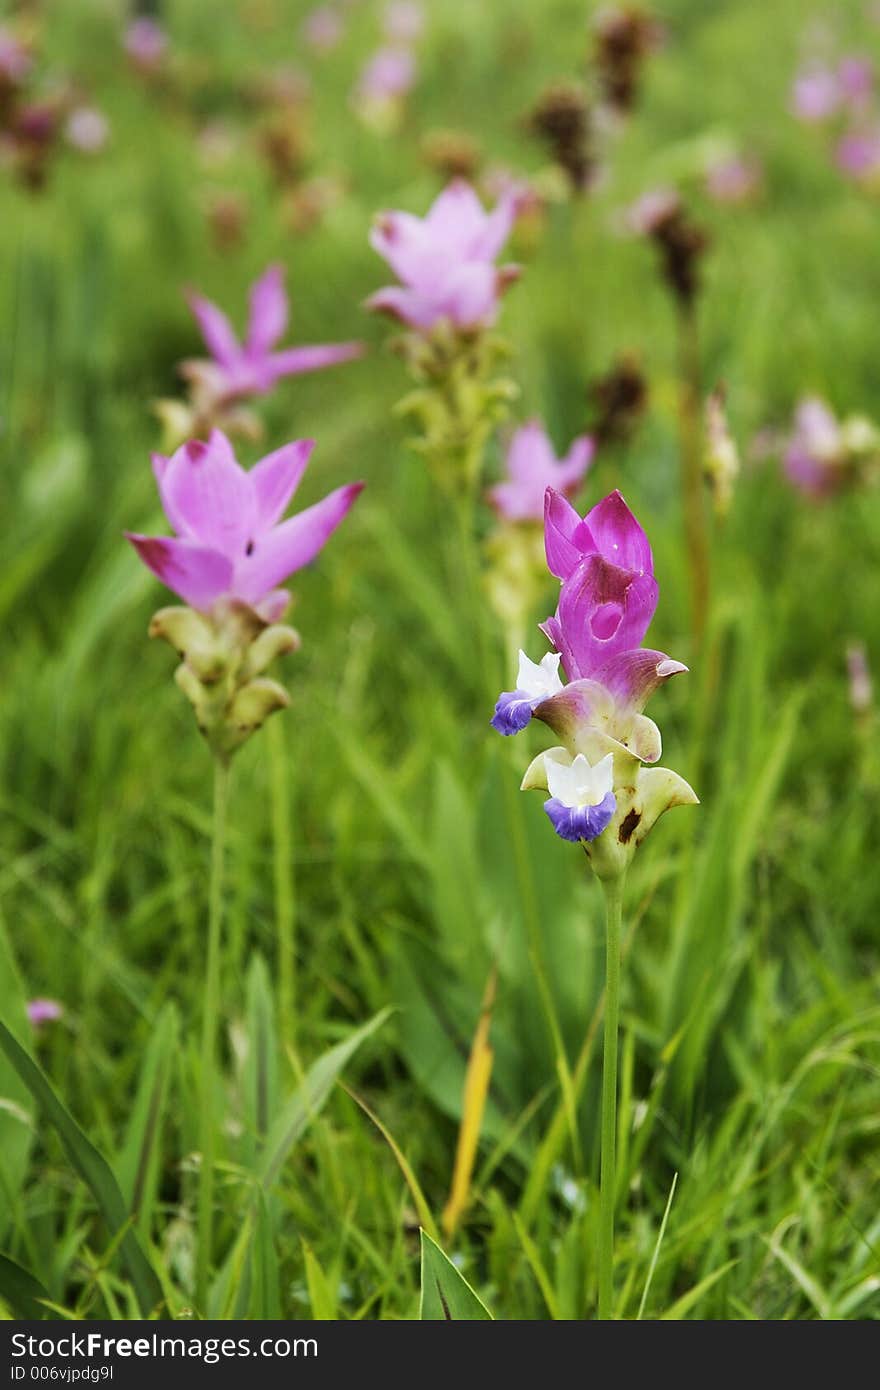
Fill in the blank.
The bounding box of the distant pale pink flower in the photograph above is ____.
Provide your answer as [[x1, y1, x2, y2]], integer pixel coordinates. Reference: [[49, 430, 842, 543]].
[[27, 999, 63, 1028], [383, 1, 424, 42], [705, 154, 762, 204], [187, 264, 363, 404], [65, 107, 109, 154], [836, 126, 880, 179], [783, 397, 843, 496], [124, 17, 168, 73], [127, 430, 363, 619], [846, 641, 873, 714], [355, 45, 416, 103], [302, 7, 345, 52], [625, 186, 679, 235], [0, 26, 31, 84], [838, 55, 873, 108], [791, 64, 840, 122], [489, 420, 594, 523], [367, 179, 521, 330]]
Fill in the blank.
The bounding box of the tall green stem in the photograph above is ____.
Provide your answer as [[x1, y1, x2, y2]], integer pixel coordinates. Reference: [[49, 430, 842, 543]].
[[598, 874, 624, 1320], [677, 304, 710, 645], [268, 716, 296, 1041], [196, 757, 229, 1313]]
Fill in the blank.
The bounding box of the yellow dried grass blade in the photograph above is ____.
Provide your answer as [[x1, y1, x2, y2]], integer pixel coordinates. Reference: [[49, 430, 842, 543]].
[[441, 967, 497, 1240]]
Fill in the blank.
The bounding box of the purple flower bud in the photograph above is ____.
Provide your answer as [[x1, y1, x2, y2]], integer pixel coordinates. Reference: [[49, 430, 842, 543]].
[[127, 431, 363, 613], [366, 179, 522, 331]]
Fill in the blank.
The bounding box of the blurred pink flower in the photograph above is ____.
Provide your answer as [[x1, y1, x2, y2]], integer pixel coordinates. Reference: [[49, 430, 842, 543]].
[[302, 7, 345, 53], [625, 186, 679, 236], [355, 45, 416, 103], [705, 154, 762, 204], [838, 55, 873, 108], [783, 397, 843, 496], [0, 26, 31, 85], [846, 641, 873, 715], [27, 999, 63, 1028], [367, 179, 521, 330], [187, 264, 363, 403], [124, 17, 168, 73], [65, 106, 109, 154], [127, 430, 363, 618], [489, 420, 594, 523], [791, 64, 840, 122], [383, 1, 424, 43], [836, 126, 880, 179]]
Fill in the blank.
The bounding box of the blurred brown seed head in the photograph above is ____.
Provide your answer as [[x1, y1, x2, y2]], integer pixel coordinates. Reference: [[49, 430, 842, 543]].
[[589, 353, 648, 447], [594, 5, 663, 114], [421, 128, 481, 181], [205, 190, 248, 252], [528, 81, 594, 193]]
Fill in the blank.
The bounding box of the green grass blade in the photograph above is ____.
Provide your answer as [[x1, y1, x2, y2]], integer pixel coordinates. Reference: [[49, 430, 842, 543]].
[[0, 1018, 163, 1317], [116, 1002, 179, 1231], [419, 1230, 493, 1320], [0, 1253, 51, 1319]]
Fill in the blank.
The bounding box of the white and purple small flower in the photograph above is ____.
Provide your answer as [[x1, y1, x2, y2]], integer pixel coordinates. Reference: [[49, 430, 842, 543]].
[[491, 650, 564, 735], [543, 752, 616, 843]]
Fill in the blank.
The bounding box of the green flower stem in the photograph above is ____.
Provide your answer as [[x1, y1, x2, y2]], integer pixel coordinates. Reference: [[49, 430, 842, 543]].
[[598, 873, 625, 1320], [677, 304, 710, 645], [196, 756, 230, 1313], [267, 715, 296, 1042]]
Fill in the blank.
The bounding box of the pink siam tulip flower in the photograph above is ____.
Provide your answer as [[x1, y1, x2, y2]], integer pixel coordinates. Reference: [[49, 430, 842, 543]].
[[65, 107, 109, 154], [783, 397, 844, 496], [186, 264, 363, 405], [124, 17, 168, 73], [838, 55, 873, 109], [127, 430, 363, 620], [355, 45, 416, 103], [27, 999, 63, 1028], [705, 154, 762, 204], [367, 179, 521, 330], [302, 7, 345, 53], [835, 126, 880, 179], [488, 419, 594, 523], [492, 488, 692, 848], [0, 26, 31, 85], [383, 1, 425, 42], [493, 489, 685, 765], [791, 64, 840, 122]]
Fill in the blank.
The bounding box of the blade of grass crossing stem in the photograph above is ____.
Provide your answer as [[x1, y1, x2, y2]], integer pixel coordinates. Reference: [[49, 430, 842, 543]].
[[419, 1230, 493, 1320], [660, 1260, 737, 1319], [0, 1019, 162, 1316], [637, 1171, 678, 1319], [303, 1241, 338, 1319], [259, 1008, 392, 1190], [342, 1084, 439, 1243], [441, 967, 497, 1240], [116, 1002, 178, 1233]]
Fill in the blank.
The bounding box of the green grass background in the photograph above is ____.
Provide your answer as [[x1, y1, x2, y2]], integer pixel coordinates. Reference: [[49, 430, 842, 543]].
[[0, 0, 879, 1319]]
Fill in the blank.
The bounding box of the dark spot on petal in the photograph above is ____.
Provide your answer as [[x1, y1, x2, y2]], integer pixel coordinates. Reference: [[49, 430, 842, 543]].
[[619, 809, 641, 844], [245, 540, 255, 556]]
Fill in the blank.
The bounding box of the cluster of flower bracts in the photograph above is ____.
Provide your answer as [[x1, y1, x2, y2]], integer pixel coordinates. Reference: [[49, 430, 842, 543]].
[[492, 488, 697, 878]]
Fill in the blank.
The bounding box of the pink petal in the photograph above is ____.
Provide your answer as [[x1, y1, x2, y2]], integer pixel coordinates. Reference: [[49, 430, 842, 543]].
[[250, 438, 316, 532], [267, 340, 364, 382], [369, 212, 445, 286], [506, 419, 557, 483], [584, 489, 653, 574], [187, 292, 240, 367], [158, 430, 255, 555], [590, 648, 688, 714], [126, 532, 233, 609], [424, 179, 490, 256], [246, 264, 288, 357], [233, 482, 364, 603], [365, 285, 441, 328], [439, 261, 501, 328], [544, 488, 596, 580], [471, 189, 518, 260], [556, 435, 595, 491]]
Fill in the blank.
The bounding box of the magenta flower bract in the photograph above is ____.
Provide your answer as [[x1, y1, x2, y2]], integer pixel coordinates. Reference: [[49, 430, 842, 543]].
[[27, 998, 63, 1028], [127, 430, 363, 620], [367, 179, 521, 330], [488, 419, 594, 523], [493, 489, 686, 764], [187, 264, 363, 404]]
